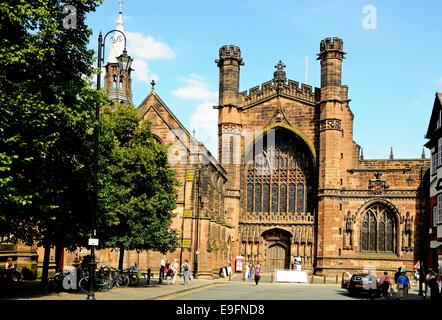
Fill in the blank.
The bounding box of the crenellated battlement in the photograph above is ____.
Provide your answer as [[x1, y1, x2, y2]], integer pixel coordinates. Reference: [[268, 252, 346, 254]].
[[239, 79, 320, 106], [320, 37, 344, 53], [216, 45, 244, 66]]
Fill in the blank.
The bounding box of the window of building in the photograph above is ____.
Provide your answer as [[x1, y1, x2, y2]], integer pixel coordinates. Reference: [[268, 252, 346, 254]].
[[263, 183, 270, 213], [297, 184, 304, 213], [280, 184, 287, 213], [255, 183, 262, 213], [247, 183, 253, 212], [431, 152, 438, 175], [245, 128, 313, 215], [439, 138, 442, 166], [438, 195, 442, 224], [433, 206, 438, 227], [289, 183, 295, 213], [360, 204, 396, 253], [272, 183, 278, 213]]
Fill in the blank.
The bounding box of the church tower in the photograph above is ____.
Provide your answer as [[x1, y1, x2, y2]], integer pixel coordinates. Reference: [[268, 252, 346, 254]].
[[316, 37, 348, 273], [215, 45, 244, 259], [103, 0, 133, 105]]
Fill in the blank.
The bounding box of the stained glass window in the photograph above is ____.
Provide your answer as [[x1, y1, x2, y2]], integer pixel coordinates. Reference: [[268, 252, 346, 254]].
[[378, 221, 385, 251], [263, 183, 270, 213], [247, 183, 253, 212], [369, 214, 376, 251], [360, 205, 396, 253], [297, 184, 304, 213], [289, 183, 295, 213], [244, 128, 314, 217], [386, 220, 394, 252], [280, 184, 287, 213], [361, 220, 368, 251], [272, 183, 278, 213], [255, 183, 262, 213]]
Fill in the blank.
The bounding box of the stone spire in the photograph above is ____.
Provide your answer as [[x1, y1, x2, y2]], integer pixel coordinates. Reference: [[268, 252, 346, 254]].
[[360, 148, 364, 160], [390, 147, 394, 160], [421, 147, 426, 159], [108, 0, 125, 63]]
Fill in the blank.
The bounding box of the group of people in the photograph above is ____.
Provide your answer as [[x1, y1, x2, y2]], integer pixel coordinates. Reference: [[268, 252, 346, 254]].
[[243, 262, 262, 285], [426, 268, 442, 301], [159, 257, 192, 286], [368, 266, 442, 300]]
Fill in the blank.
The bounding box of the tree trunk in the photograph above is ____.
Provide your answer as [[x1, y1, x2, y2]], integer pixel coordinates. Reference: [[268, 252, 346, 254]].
[[118, 247, 125, 271], [40, 244, 51, 291], [55, 246, 64, 273]]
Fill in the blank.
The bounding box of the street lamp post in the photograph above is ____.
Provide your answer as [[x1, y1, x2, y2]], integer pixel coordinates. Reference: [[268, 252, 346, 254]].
[[86, 29, 132, 300]]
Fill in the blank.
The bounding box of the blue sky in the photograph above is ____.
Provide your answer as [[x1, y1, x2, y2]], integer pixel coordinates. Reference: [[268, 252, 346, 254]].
[[86, 0, 442, 159]]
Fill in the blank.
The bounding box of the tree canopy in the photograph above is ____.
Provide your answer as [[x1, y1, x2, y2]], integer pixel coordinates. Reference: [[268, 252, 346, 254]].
[[98, 105, 179, 259]]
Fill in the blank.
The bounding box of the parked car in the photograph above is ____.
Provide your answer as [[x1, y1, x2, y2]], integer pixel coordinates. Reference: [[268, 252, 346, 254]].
[[347, 273, 380, 297]]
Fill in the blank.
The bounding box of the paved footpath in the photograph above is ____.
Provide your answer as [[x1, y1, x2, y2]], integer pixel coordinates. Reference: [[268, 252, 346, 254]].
[[2, 278, 426, 301], [13, 278, 226, 300]]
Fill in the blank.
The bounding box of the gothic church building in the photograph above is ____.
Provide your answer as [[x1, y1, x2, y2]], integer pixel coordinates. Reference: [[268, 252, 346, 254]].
[[93, 31, 432, 277]]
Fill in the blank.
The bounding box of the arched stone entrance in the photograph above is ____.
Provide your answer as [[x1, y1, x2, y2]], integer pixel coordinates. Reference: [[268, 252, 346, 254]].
[[261, 228, 292, 271]]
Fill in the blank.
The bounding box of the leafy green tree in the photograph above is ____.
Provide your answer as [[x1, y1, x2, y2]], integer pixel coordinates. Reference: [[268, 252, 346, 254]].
[[0, 0, 104, 287], [98, 105, 179, 270]]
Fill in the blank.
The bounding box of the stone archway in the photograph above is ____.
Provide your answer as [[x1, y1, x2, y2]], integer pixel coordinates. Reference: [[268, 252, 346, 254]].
[[261, 228, 292, 271]]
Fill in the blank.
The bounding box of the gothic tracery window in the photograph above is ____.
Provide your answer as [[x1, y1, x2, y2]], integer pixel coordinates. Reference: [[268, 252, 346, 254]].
[[360, 204, 396, 253], [245, 128, 313, 215]]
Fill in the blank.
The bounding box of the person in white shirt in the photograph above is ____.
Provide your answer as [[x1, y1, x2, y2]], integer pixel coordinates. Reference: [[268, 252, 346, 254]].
[[159, 256, 166, 284]]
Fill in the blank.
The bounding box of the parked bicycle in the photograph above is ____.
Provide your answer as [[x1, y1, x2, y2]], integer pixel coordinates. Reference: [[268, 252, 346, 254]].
[[78, 266, 112, 293], [47, 269, 75, 291]]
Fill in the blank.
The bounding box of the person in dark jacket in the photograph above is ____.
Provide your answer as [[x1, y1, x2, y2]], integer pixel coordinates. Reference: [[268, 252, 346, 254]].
[[394, 267, 402, 284], [428, 274, 440, 301]]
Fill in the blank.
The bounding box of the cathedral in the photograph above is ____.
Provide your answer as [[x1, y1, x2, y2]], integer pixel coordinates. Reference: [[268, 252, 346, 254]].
[[61, 9, 430, 278]]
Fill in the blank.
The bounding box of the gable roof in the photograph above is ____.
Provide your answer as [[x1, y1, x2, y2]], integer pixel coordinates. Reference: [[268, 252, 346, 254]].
[[137, 91, 228, 179], [425, 92, 442, 140]]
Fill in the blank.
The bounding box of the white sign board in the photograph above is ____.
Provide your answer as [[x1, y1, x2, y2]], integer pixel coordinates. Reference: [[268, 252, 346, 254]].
[[88, 238, 99, 246], [276, 270, 308, 283]]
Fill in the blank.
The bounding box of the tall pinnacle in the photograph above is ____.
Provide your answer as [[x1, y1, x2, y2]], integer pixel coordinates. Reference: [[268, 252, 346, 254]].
[[108, 0, 125, 63], [390, 147, 394, 160]]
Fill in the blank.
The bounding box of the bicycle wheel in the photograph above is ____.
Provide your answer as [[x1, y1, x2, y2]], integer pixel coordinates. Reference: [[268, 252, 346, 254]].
[[118, 274, 129, 287], [79, 277, 90, 293], [98, 278, 112, 292]]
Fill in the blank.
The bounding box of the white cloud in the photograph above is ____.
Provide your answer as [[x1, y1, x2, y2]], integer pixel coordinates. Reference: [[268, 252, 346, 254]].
[[130, 59, 159, 83], [126, 32, 175, 61], [189, 102, 218, 156], [121, 31, 175, 84], [172, 75, 218, 101]]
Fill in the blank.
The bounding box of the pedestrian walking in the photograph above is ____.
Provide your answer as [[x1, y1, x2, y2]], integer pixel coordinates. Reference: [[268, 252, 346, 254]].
[[394, 267, 402, 284], [182, 259, 190, 286], [379, 271, 390, 299], [366, 271, 378, 299], [171, 258, 179, 284], [396, 271, 410, 300], [253, 262, 262, 286], [159, 256, 166, 284]]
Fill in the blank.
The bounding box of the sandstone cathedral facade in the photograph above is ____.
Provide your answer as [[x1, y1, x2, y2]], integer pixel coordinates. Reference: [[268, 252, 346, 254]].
[[87, 33, 431, 277]]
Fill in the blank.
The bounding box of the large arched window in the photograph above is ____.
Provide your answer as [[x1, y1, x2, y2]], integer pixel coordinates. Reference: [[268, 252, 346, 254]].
[[360, 204, 396, 253], [245, 128, 314, 215]]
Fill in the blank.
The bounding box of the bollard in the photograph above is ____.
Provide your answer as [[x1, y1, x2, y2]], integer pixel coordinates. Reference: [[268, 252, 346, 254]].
[[336, 275, 338, 283], [311, 275, 314, 284], [323, 275, 326, 284], [147, 268, 151, 286]]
